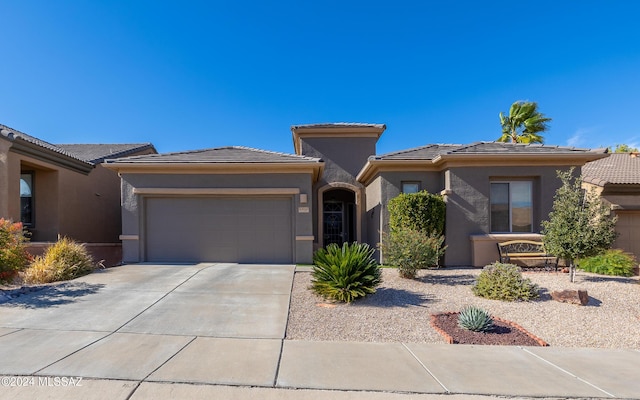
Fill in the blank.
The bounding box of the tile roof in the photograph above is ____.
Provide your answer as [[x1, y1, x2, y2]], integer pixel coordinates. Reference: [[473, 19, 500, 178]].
[[106, 146, 322, 164], [374, 144, 462, 160], [291, 122, 386, 130], [56, 143, 156, 163], [0, 123, 89, 164], [583, 153, 640, 185], [447, 142, 600, 154], [1, 123, 156, 166], [375, 141, 602, 160]]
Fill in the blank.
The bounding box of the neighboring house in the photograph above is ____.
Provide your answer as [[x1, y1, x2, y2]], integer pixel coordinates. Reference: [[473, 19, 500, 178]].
[[0, 123, 156, 264], [105, 123, 607, 266], [583, 153, 640, 264]]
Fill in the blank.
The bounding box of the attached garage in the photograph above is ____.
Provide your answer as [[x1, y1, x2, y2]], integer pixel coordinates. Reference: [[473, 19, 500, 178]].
[[613, 211, 640, 263], [104, 146, 323, 265], [144, 196, 293, 263], [583, 152, 640, 274]]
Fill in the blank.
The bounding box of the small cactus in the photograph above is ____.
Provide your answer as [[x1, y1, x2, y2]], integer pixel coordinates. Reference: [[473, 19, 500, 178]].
[[457, 306, 494, 332]]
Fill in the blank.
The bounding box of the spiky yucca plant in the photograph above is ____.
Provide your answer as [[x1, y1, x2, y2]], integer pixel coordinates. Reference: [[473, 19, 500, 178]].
[[458, 306, 494, 332], [311, 242, 382, 303]]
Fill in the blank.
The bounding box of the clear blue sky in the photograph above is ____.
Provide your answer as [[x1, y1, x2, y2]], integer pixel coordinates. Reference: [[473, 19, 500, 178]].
[[1, 1, 639, 155]]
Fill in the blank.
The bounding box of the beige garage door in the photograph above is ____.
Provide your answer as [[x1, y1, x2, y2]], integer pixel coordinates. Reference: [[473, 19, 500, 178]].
[[144, 196, 293, 263], [614, 211, 640, 262]]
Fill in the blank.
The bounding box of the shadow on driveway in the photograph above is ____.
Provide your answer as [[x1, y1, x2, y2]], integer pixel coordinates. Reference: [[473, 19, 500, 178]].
[[1, 282, 105, 309]]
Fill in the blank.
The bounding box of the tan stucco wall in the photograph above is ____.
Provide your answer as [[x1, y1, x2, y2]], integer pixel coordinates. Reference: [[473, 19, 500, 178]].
[[0, 139, 12, 218], [57, 163, 122, 242], [365, 176, 382, 259], [5, 148, 154, 244]]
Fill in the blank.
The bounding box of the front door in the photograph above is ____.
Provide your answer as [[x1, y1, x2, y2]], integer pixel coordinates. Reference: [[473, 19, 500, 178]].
[[323, 201, 345, 246]]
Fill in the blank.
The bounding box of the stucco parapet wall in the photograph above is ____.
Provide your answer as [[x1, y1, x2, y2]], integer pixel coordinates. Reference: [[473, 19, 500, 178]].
[[291, 123, 386, 155], [470, 233, 547, 267], [103, 162, 324, 181]]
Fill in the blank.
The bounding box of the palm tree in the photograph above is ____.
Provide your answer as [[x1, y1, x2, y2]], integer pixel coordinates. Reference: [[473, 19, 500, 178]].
[[498, 101, 551, 143]]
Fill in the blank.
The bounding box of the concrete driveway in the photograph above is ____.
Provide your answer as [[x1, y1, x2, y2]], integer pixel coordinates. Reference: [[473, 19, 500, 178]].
[[0, 263, 293, 385]]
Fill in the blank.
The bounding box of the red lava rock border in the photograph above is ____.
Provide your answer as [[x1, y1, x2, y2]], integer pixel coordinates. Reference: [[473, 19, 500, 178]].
[[430, 311, 549, 346]]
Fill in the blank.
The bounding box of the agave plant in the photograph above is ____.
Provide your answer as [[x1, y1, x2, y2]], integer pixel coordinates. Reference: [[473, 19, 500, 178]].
[[310, 242, 382, 303], [457, 306, 494, 332]]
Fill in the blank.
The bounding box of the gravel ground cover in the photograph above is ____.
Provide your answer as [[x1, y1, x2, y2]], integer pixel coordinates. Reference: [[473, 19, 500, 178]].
[[286, 267, 640, 348]]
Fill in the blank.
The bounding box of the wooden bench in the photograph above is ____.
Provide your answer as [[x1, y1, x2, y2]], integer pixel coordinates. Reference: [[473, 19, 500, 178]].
[[497, 240, 558, 271]]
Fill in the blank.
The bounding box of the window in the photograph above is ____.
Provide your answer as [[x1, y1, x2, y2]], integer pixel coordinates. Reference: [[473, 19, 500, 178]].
[[490, 181, 532, 233], [20, 172, 34, 227], [401, 182, 421, 194]]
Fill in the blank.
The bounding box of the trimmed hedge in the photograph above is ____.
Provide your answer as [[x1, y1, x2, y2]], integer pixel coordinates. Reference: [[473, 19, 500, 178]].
[[387, 191, 445, 235]]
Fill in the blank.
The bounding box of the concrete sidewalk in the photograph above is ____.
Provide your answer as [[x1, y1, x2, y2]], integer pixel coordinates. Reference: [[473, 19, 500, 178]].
[[0, 264, 638, 399]]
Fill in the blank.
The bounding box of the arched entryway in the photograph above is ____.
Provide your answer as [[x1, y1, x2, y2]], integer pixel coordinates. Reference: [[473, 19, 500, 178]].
[[318, 184, 361, 247]]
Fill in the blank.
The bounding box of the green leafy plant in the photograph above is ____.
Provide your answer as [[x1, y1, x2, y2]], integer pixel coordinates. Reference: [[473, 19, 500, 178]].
[[0, 218, 31, 282], [542, 168, 618, 282], [497, 100, 551, 144], [310, 242, 382, 303], [380, 229, 445, 278], [387, 191, 446, 236], [578, 249, 637, 277], [458, 306, 494, 332], [472, 262, 539, 301], [384, 190, 446, 278], [23, 237, 95, 284]]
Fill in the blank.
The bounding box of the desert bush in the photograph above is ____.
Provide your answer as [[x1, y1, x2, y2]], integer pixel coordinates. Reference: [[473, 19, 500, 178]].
[[380, 229, 446, 278], [579, 249, 637, 277], [387, 191, 446, 236], [310, 242, 382, 303], [23, 237, 94, 284], [0, 219, 31, 282], [472, 262, 539, 301], [458, 306, 494, 332]]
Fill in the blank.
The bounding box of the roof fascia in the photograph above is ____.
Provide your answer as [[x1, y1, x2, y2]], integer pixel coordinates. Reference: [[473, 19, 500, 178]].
[[356, 159, 435, 184], [10, 139, 94, 174], [431, 152, 610, 168], [103, 161, 325, 182]]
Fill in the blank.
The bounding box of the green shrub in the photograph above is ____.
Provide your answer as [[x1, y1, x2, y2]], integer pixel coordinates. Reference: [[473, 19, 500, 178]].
[[578, 249, 637, 277], [458, 306, 494, 332], [380, 229, 446, 278], [388, 191, 446, 236], [0, 218, 31, 282], [472, 262, 539, 301], [310, 242, 382, 303], [23, 237, 95, 284]]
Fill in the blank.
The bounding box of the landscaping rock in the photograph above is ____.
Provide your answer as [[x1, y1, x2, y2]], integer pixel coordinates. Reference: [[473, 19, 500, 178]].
[[551, 289, 589, 306]]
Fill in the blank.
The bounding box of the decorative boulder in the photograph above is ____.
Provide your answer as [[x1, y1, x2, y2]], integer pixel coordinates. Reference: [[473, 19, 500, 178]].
[[551, 289, 589, 306]]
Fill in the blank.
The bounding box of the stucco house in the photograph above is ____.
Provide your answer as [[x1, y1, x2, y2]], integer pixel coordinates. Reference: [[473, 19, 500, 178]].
[[105, 123, 607, 266], [0, 123, 156, 264], [583, 152, 640, 264]]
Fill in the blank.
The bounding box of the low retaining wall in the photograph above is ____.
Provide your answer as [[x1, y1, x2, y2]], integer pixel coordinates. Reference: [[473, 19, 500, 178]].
[[25, 242, 123, 267]]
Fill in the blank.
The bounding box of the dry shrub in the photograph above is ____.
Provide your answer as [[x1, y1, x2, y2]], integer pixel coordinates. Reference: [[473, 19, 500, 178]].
[[23, 237, 94, 284]]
